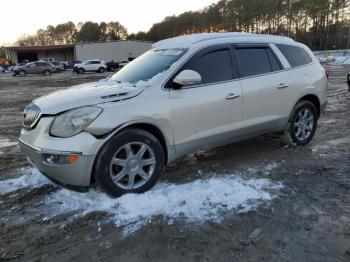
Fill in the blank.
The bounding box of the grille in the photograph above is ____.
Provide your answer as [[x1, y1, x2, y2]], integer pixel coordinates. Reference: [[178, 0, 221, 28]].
[[23, 104, 41, 128]]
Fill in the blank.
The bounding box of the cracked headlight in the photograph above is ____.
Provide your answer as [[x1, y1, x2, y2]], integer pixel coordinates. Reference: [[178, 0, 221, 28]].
[[50, 106, 103, 138]]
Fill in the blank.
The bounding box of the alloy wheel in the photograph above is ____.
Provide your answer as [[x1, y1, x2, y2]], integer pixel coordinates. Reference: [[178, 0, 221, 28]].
[[109, 142, 156, 190], [293, 108, 314, 141]]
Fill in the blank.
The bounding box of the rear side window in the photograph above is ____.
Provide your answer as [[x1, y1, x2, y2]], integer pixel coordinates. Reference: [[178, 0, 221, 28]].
[[276, 44, 313, 67], [183, 48, 233, 85], [236, 48, 277, 77]]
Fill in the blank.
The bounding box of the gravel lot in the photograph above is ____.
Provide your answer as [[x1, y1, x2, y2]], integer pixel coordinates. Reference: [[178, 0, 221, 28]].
[[0, 67, 349, 261]]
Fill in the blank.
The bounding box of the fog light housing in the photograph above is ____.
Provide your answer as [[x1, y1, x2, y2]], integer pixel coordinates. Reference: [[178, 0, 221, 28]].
[[43, 153, 79, 165]]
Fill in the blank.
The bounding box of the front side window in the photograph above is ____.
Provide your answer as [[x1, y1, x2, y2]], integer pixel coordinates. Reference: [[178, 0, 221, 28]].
[[183, 48, 233, 85], [236, 48, 275, 77], [276, 44, 313, 67], [111, 49, 187, 84]]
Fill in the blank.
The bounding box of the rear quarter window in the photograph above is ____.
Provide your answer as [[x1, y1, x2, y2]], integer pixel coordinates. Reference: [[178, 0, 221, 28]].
[[276, 44, 313, 67]]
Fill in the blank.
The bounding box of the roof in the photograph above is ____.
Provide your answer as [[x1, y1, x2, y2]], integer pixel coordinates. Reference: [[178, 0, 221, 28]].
[[5, 44, 74, 52], [153, 32, 294, 49]]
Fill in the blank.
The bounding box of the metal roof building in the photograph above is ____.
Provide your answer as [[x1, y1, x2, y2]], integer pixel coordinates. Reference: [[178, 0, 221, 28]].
[[5, 40, 153, 64]]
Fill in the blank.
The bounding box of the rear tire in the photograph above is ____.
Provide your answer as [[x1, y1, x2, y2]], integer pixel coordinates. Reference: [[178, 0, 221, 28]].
[[43, 70, 51, 76], [94, 128, 165, 197], [282, 100, 318, 146]]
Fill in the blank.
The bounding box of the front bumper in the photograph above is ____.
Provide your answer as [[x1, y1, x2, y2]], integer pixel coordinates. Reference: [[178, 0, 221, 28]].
[[18, 116, 105, 190], [19, 140, 95, 190]]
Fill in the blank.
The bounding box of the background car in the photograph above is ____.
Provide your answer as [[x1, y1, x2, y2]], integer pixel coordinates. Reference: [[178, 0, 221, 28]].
[[73, 59, 107, 74], [106, 60, 119, 71], [51, 61, 65, 73], [11, 62, 28, 72], [13, 61, 55, 76], [40, 58, 55, 62], [118, 60, 129, 68], [66, 61, 81, 70]]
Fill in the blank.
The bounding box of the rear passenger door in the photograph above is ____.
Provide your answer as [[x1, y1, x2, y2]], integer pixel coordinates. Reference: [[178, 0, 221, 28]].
[[35, 62, 46, 73], [90, 61, 100, 71], [234, 44, 291, 135], [168, 45, 243, 157]]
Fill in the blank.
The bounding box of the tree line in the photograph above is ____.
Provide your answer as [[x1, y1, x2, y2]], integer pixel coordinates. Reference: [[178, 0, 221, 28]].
[[16, 21, 128, 46], [15, 0, 350, 51]]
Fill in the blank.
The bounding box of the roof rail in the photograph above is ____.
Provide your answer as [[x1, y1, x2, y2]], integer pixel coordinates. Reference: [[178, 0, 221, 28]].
[[153, 32, 294, 49]]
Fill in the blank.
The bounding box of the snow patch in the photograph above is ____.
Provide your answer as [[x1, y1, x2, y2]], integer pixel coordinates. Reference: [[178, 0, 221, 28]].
[[0, 138, 18, 149], [0, 168, 50, 195], [44, 171, 282, 235], [318, 55, 350, 65], [247, 162, 279, 176], [0, 163, 282, 236]]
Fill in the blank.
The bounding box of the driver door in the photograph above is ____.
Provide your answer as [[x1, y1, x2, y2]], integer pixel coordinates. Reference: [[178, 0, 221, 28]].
[[27, 63, 37, 74], [167, 45, 243, 157]]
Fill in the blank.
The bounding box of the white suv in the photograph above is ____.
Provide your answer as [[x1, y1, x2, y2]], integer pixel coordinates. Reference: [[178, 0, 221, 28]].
[[19, 33, 328, 197], [74, 59, 107, 74]]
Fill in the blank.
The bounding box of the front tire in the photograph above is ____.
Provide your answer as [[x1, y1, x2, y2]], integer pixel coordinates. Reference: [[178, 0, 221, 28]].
[[19, 70, 26, 77], [94, 128, 165, 197], [78, 68, 85, 74], [283, 100, 318, 145]]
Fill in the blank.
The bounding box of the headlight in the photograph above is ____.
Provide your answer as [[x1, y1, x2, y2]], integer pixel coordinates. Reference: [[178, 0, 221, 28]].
[[50, 106, 102, 138]]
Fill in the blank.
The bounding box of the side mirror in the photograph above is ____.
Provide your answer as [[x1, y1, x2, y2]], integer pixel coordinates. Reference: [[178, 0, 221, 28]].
[[173, 70, 201, 87]]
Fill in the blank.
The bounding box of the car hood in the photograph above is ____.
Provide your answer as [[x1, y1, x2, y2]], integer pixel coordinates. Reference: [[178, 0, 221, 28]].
[[33, 80, 145, 114]]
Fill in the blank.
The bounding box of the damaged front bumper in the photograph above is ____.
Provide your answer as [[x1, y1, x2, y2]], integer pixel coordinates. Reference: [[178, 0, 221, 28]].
[[18, 117, 105, 191]]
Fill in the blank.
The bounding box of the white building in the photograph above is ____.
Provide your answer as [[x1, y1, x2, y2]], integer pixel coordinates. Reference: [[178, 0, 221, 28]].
[[5, 40, 153, 64], [75, 41, 152, 62]]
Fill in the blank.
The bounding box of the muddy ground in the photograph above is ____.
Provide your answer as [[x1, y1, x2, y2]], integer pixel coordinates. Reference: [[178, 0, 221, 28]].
[[0, 67, 349, 262]]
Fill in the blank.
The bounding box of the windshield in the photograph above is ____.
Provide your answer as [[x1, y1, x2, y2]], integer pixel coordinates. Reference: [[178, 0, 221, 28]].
[[111, 48, 187, 84]]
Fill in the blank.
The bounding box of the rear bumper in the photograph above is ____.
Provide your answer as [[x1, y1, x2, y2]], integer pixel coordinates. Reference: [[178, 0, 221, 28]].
[[19, 139, 94, 189]]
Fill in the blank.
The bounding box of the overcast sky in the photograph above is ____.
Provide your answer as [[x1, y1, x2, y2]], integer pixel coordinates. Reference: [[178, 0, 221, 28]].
[[0, 0, 217, 45]]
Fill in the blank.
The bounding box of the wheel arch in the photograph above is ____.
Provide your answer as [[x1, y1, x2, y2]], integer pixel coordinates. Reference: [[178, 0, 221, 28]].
[[124, 123, 169, 164], [297, 94, 321, 118], [91, 122, 170, 185]]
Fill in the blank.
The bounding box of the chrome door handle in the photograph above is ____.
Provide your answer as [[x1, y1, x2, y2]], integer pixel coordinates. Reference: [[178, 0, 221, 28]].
[[225, 93, 240, 100], [277, 83, 289, 89]]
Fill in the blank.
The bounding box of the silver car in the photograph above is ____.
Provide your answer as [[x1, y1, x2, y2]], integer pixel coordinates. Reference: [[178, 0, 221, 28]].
[[13, 61, 54, 76], [19, 33, 328, 197]]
